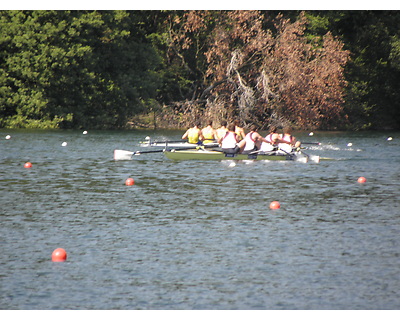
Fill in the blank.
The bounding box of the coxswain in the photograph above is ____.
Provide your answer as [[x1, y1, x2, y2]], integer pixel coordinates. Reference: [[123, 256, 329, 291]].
[[242, 125, 269, 154], [218, 123, 245, 154], [201, 120, 217, 144], [182, 122, 203, 144]]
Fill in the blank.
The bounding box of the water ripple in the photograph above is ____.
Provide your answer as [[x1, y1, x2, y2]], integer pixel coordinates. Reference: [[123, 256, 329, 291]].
[[1, 129, 400, 309]]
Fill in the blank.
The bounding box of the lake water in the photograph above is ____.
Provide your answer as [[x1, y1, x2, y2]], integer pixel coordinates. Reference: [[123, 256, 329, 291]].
[[1, 129, 400, 310]]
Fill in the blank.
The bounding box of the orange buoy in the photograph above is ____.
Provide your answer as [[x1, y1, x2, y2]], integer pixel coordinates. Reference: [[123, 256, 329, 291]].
[[358, 176, 367, 183], [52, 248, 67, 262], [125, 178, 135, 186], [24, 162, 32, 168], [269, 201, 281, 209]]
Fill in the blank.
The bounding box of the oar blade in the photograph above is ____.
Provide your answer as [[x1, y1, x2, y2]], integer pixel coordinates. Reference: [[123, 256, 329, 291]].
[[114, 149, 134, 161], [296, 155, 309, 163], [297, 151, 320, 163], [114, 143, 218, 161], [310, 155, 320, 163], [302, 142, 321, 145]]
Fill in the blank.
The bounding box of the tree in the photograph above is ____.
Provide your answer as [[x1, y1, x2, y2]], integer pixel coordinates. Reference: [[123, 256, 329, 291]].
[[0, 10, 161, 129], [163, 11, 350, 130], [304, 10, 400, 130], [261, 13, 350, 129]]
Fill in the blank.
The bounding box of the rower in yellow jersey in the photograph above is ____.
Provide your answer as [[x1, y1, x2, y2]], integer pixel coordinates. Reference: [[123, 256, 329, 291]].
[[216, 120, 228, 142], [201, 120, 217, 144], [182, 122, 203, 144], [233, 120, 246, 141]]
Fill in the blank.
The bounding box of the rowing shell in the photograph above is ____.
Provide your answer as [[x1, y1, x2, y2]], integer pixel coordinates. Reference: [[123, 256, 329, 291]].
[[164, 149, 304, 161], [114, 147, 330, 162]]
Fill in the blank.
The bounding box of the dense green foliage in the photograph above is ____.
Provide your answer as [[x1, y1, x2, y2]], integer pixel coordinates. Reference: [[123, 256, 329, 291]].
[[1, 10, 399, 130], [304, 11, 400, 129], [0, 10, 160, 129]]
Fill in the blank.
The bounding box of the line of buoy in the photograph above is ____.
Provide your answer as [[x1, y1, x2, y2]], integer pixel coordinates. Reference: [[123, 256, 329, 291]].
[[26, 130, 376, 263], [30, 128, 107, 263]]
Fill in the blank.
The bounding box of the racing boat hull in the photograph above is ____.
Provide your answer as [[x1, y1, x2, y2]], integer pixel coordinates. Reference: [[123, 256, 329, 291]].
[[163, 149, 297, 161]]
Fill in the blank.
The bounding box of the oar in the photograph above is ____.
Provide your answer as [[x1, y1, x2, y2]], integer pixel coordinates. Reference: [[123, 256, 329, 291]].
[[114, 144, 215, 160], [140, 138, 218, 145], [295, 148, 320, 163], [139, 139, 189, 144], [280, 146, 312, 163], [302, 142, 321, 145], [277, 147, 298, 161], [114, 149, 135, 160], [114, 148, 174, 160]]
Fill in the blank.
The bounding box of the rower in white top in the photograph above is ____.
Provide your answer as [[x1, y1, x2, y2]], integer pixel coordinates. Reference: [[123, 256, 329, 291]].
[[259, 125, 291, 152], [242, 125, 270, 154], [278, 126, 301, 153], [218, 123, 246, 154]]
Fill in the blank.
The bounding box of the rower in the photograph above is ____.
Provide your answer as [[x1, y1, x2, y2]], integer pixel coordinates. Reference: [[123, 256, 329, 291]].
[[242, 125, 269, 154], [216, 120, 228, 141], [201, 120, 217, 144], [218, 123, 245, 154], [278, 126, 301, 152], [259, 125, 290, 152], [182, 122, 203, 144], [233, 120, 246, 141]]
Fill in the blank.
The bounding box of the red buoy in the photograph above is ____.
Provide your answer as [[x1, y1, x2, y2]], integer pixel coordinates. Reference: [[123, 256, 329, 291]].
[[125, 178, 135, 186], [269, 201, 281, 209], [24, 162, 32, 168], [52, 248, 67, 262], [358, 177, 367, 183]]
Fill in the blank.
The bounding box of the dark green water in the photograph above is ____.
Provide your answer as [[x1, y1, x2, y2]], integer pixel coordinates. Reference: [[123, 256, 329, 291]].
[[1, 129, 399, 309]]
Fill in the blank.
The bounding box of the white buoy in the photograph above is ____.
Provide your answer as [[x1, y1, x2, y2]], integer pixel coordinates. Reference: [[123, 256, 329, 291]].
[[387, 137, 393, 141], [145, 136, 150, 140], [61, 142, 67, 147], [83, 130, 88, 135], [5, 135, 11, 140], [347, 143, 353, 147], [309, 132, 314, 136]]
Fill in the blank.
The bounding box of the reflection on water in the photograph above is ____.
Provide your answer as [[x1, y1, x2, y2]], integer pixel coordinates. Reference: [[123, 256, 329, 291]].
[[1, 129, 400, 309]]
